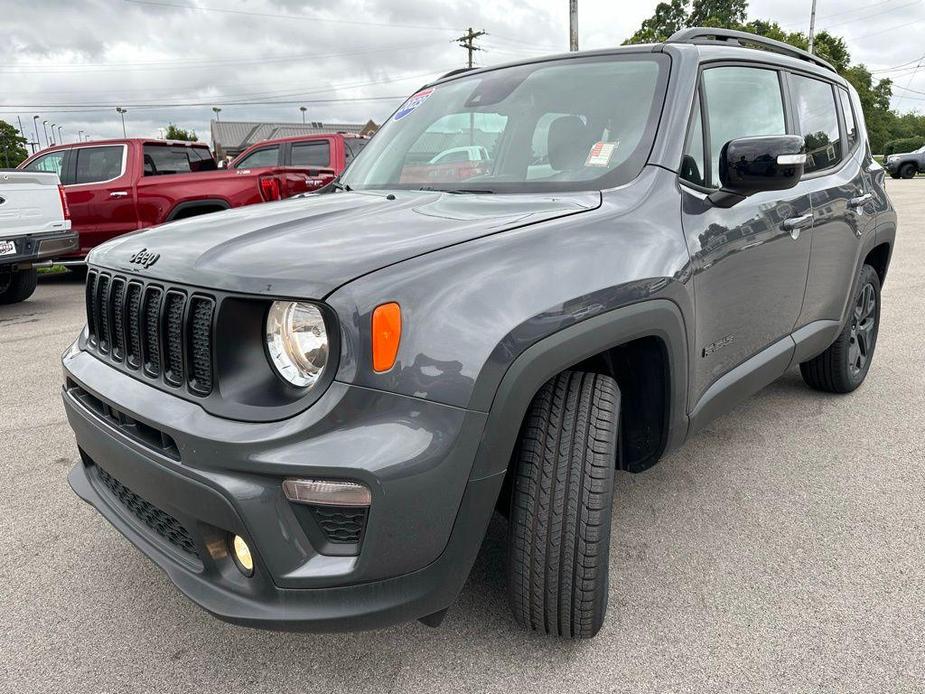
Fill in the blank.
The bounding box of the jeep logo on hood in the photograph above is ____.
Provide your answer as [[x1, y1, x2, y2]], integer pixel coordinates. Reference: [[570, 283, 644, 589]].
[[129, 248, 160, 269]]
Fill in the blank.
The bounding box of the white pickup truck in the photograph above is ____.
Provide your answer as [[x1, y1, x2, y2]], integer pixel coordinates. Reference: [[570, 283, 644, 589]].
[[0, 171, 77, 304]]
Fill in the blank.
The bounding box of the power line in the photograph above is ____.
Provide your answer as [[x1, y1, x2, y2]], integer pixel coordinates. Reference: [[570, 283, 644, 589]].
[[0, 68, 453, 110], [122, 0, 458, 32], [0, 95, 408, 116], [0, 41, 444, 74]]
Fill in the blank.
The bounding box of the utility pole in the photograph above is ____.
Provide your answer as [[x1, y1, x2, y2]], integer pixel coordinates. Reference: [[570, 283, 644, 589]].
[[456, 27, 486, 69], [807, 0, 817, 54], [116, 107, 127, 137], [570, 0, 579, 52]]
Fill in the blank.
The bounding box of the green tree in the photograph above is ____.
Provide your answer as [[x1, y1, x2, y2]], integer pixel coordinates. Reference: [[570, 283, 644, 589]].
[[0, 120, 29, 168], [625, 0, 689, 44], [164, 123, 198, 141], [624, 0, 908, 153]]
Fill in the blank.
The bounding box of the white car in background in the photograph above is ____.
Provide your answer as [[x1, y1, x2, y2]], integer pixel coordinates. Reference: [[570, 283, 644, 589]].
[[0, 170, 77, 304], [428, 145, 490, 165]]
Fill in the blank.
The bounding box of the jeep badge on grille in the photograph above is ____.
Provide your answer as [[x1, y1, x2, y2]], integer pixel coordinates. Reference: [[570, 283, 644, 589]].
[[129, 248, 160, 269]]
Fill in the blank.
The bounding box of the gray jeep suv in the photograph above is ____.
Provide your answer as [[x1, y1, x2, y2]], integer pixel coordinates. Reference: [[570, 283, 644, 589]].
[[62, 28, 896, 639]]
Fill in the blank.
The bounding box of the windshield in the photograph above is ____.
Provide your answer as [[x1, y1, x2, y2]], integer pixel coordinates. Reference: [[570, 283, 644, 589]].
[[341, 54, 669, 193]]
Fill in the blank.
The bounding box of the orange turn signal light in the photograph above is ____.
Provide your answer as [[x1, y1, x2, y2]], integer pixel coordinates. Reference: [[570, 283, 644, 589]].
[[371, 302, 401, 372]]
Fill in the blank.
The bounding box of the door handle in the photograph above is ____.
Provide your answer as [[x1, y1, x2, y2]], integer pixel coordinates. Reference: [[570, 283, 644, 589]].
[[781, 213, 813, 239], [848, 193, 872, 209], [109, 191, 129, 198]]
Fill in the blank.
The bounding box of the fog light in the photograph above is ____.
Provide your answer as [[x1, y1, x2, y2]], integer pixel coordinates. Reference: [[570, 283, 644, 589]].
[[230, 534, 254, 576], [282, 479, 371, 507]]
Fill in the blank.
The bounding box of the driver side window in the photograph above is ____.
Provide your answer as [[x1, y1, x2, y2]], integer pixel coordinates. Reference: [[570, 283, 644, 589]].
[[693, 66, 787, 189]]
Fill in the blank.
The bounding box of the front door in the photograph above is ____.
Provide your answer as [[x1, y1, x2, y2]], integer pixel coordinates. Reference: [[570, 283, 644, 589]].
[[680, 65, 813, 408]]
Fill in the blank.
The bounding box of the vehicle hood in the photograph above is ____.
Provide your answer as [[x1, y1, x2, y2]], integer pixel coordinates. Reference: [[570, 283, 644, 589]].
[[88, 189, 601, 298]]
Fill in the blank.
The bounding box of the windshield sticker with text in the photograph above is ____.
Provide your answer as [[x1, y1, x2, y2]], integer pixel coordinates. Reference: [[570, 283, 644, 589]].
[[585, 141, 619, 167], [394, 88, 435, 121]]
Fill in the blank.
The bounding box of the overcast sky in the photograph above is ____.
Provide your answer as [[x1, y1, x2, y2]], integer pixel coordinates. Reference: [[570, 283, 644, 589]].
[[3, 0, 924, 147]]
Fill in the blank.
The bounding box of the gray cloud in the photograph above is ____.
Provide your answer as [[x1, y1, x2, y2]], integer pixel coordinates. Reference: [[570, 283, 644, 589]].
[[2, 0, 923, 147]]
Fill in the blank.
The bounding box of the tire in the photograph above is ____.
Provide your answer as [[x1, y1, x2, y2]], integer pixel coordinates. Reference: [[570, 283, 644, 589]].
[[0, 268, 38, 304], [899, 163, 917, 179], [800, 264, 881, 393], [507, 370, 620, 639], [889, 173, 901, 180]]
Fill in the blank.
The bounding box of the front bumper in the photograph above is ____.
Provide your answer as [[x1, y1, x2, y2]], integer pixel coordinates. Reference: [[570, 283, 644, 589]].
[[0, 229, 78, 266], [63, 348, 503, 631]]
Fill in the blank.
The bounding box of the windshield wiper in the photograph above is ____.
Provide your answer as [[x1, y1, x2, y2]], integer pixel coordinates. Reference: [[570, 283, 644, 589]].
[[418, 186, 494, 194]]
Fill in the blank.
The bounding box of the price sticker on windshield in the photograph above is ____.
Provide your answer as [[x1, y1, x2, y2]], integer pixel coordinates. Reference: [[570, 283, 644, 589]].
[[585, 141, 618, 167], [394, 87, 435, 121]]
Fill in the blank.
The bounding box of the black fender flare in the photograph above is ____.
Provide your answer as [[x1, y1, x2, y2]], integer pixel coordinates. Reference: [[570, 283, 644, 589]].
[[467, 298, 690, 481], [166, 198, 230, 222]]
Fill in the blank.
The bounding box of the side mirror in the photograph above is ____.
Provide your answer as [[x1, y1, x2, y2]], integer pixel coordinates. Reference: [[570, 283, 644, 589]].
[[709, 135, 806, 208]]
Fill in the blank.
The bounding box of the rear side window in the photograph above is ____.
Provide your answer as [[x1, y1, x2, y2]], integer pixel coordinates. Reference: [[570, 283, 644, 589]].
[[838, 88, 858, 151], [701, 67, 786, 188], [235, 146, 279, 168], [74, 146, 124, 184], [22, 151, 66, 179], [143, 145, 191, 176], [790, 75, 841, 173], [291, 141, 330, 167]]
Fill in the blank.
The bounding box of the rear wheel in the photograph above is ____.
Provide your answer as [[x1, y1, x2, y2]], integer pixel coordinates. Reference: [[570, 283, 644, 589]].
[[899, 162, 917, 179], [0, 267, 38, 304], [800, 264, 881, 393], [507, 370, 620, 639]]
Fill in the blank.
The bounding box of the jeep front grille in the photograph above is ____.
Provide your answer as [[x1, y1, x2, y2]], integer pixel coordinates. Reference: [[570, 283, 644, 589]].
[[85, 270, 215, 397]]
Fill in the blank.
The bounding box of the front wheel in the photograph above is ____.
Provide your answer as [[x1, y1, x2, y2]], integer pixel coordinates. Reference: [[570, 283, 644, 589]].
[[800, 264, 881, 393], [506, 371, 620, 639], [899, 163, 917, 179]]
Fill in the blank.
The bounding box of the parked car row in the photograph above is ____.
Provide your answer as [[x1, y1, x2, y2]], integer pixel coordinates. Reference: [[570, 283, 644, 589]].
[[0, 134, 367, 294]]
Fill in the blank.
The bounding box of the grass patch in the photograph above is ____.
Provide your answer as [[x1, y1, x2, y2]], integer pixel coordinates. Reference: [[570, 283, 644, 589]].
[[37, 264, 67, 275]]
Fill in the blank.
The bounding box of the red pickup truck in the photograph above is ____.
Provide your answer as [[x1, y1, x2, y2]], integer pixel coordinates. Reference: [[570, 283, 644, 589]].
[[229, 133, 368, 176], [17, 139, 333, 260]]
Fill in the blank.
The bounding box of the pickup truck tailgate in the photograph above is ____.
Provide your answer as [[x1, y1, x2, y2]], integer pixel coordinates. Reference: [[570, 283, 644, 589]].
[[0, 171, 71, 238]]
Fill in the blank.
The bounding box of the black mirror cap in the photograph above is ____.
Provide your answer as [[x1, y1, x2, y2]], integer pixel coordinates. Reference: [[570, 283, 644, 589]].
[[718, 135, 806, 198]]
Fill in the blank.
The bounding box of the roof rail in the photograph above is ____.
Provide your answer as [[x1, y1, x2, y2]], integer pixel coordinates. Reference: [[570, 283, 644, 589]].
[[665, 27, 836, 73], [439, 67, 477, 80]]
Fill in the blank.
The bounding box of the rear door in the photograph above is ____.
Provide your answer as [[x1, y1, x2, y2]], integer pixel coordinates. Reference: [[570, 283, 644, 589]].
[[68, 144, 136, 253], [791, 77, 875, 327], [283, 138, 334, 195], [680, 64, 814, 411]]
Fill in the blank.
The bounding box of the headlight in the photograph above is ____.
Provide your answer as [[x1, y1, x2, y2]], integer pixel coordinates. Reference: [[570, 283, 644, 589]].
[[265, 301, 329, 387]]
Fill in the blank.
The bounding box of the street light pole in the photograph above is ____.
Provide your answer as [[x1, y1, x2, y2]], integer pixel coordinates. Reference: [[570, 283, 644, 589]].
[[78, 130, 84, 143], [116, 107, 127, 137], [58, 126, 63, 142], [808, 0, 818, 53], [50, 123, 56, 145], [300, 106, 307, 124], [32, 115, 40, 150], [212, 106, 222, 122], [42, 120, 50, 147]]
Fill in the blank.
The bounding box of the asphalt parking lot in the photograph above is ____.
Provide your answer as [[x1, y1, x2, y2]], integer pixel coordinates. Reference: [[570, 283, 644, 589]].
[[2, 179, 923, 693]]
